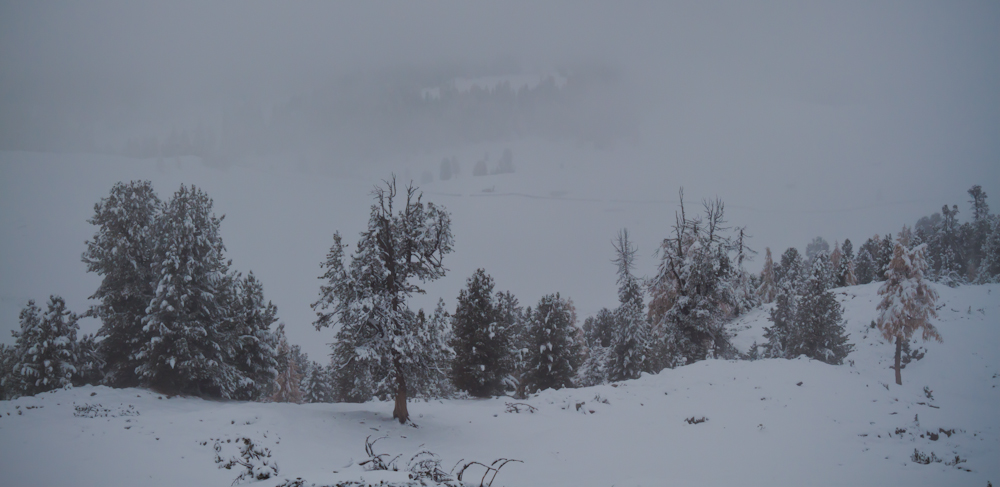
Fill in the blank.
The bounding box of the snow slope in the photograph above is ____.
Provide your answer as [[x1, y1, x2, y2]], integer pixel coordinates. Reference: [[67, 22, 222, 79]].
[[2, 282, 997, 486]]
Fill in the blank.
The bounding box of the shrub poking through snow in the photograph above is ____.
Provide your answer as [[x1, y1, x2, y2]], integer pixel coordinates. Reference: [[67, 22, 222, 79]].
[[213, 437, 279, 484], [685, 416, 708, 425], [504, 402, 537, 414]]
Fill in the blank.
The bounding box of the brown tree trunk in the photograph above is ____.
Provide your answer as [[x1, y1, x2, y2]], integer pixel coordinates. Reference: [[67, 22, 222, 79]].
[[894, 335, 903, 385], [392, 355, 409, 424]]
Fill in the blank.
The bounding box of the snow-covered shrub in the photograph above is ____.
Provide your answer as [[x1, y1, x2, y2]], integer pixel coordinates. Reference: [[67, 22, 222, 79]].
[[214, 436, 279, 484]]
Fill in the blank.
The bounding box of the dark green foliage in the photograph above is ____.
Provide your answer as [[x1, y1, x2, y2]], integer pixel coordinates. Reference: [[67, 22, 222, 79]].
[[607, 229, 650, 382], [73, 333, 105, 387], [524, 293, 581, 393], [137, 184, 242, 397], [763, 259, 853, 365], [11, 296, 79, 396], [228, 272, 281, 400], [82, 180, 161, 387], [450, 269, 510, 397]]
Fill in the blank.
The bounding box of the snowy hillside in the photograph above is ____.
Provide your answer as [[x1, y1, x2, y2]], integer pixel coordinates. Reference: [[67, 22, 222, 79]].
[[2, 282, 996, 487]]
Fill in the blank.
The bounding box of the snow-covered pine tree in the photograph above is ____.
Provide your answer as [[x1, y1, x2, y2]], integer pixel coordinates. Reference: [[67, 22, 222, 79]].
[[577, 308, 614, 387], [407, 301, 455, 399], [0, 343, 17, 399], [608, 229, 650, 382], [762, 291, 796, 359], [836, 239, 858, 287], [877, 240, 941, 385], [977, 216, 1000, 283], [137, 184, 240, 397], [757, 247, 778, 304], [229, 272, 280, 400], [73, 333, 105, 387], [450, 269, 509, 397], [649, 191, 742, 367], [524, 293, 581, 393], [495, 291, 527, 395], [876, 234, 896, 282], [787, 256, 853, 364], [270, 327, 304, 403], [965, 185, 990, 279], [82, 180, 161, 387], [933, 205, 965, 285], [775, 247, 805, 296], [805, 236, 830, 268], [855, 244, 877, 285], [12, 296, 79, 396], [303, 361, 332, 403], [312, 177, 453, 424]]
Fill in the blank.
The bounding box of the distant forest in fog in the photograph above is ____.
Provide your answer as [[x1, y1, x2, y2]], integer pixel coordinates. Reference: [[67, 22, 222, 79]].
[[0, 63, 635, 166]]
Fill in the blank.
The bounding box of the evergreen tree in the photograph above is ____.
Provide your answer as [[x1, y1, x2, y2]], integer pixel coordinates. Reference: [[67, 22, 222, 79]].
[[876, 234, 895, 282], [934, 205, 964, 285], [312, 177, 453, 423], [12, 297, 79, 396], [303, 362, 332, 403], [965, 185, 991, 280], [228, 272, 280, 400], [649, 192, 742, 367], [977, 216, 1000, 283], [576, 308, 613, 388], [73, 333, 105, 387], [270, 327, 303, 403], [409, 301, 455, 399], [805, 236, 830, 267], [855, 245, 877, 285], [495, 290, 527, 395], [81, 180, 161, 387], [762, 291, 796, 359], [450, 269, 509, 397], [787, 258, 853, 364], [877, 242, 941, 385], [524, 293, 580, 393], [775, 247, 805, 294], [0, 344, 17, 400], [835, 240, 858, 287], [607, 229, 649, 382], [137, 184, 240, 397], [757, 247, 778, 303]]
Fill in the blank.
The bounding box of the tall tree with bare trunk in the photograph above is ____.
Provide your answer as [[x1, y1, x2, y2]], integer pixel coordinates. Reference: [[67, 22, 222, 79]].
[[313, 177, 453, 424]]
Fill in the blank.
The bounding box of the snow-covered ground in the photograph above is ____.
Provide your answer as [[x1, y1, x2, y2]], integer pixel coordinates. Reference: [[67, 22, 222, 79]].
[[2, 282, 996, 486]]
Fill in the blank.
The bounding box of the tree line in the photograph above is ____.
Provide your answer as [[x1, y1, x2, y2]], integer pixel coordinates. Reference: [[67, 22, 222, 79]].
[[2, 179, 996, 417]]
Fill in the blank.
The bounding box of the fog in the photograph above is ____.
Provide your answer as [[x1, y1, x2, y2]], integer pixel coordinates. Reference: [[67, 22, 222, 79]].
[[1, 2, 998, 360]]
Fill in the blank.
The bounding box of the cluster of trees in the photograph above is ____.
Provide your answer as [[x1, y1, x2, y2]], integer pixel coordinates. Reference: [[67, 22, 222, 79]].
[[4, 177, 992, 409], [1, 181, 283, 401]]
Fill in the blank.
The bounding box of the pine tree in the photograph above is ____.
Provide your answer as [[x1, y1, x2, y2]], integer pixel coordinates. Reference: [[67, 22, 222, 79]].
[[757, 247, 778, 303], [775, 247, 805, 295], [762, 291, 796, 359], [855, 244, 877, 285], [934, 206, 964, 285], [270, 327, 303, 403], [608, 229, 650, 382], [835, 239, 858, 287], [73, 333, 105, 387], [524, 294, 581, 393], [966, 185, 991, 280], [303, 362, 332, 403], [0, 344, 18, 400], [409, 301, 455, 399], [805, 236, 830, 267], [450, 269, 509, 397], [229, 272, 280, 400], [12, 297, 79, 396], [81, 180, 161, 387], [649, 191, 742, 367], [495, 291, 527, 395], [877, 241, 940, 385], [312, 177, 453, 423], [977, 216, 1000, 283], [787, 258, 853, 364], [137, 184, 240, 397]]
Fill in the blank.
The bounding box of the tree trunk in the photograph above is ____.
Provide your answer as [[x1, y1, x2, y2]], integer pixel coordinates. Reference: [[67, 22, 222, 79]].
[[392, 355, 409, 424], [894, 335, 902, 385]]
